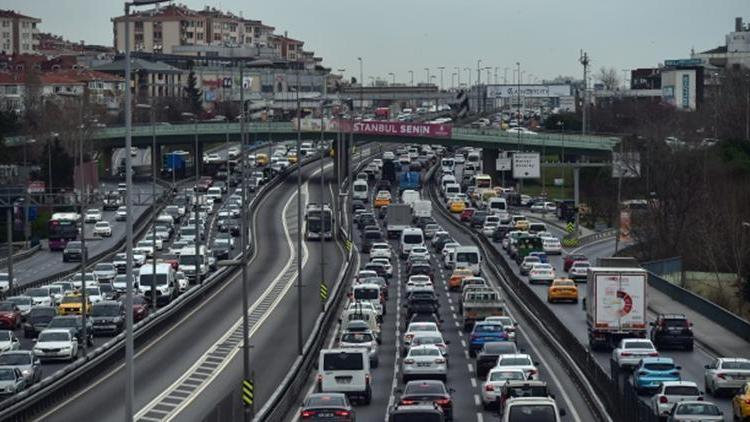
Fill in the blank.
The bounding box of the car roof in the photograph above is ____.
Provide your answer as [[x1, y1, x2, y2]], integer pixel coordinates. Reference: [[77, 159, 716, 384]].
[[40, 328, 73, 335]]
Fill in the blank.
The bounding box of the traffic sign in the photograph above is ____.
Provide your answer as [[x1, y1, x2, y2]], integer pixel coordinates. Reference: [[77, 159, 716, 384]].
[[512, 153, 541, 179], [320, 282, 328, 302], [242, 379, 254, 406], [566, 222, 575, 233], [344, 239, 353, 253]]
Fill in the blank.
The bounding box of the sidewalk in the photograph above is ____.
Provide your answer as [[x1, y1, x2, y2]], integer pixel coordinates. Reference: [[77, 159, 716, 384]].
[[648, 288, 750, 358]]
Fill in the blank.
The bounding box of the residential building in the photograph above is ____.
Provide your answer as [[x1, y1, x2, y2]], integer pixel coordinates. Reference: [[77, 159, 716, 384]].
[[692, 17, 750, 70], [93, 57, 183, 99], [0, 10, 41, 55]]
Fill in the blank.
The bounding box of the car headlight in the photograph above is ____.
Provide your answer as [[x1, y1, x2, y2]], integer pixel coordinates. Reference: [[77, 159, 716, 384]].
[[21, 369, 31, 376]]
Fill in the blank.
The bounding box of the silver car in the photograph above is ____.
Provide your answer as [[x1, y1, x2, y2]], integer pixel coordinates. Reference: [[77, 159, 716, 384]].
[[665, 401, 723, 421], [0, 366, 26, 397], [402, 345, 447, 383], [0, 351, 41, 385], [704, 357, 750, 395], [338, 330, 379, 368]]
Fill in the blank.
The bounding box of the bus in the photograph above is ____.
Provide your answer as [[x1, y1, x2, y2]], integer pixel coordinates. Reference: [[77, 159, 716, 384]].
[[473, 174, 492, 189], [48, 212, 80, 251], [305, 203, 333, 240]]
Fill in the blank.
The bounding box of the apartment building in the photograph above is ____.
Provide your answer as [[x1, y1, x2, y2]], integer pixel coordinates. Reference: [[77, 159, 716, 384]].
[[0, 10, 41, 55]]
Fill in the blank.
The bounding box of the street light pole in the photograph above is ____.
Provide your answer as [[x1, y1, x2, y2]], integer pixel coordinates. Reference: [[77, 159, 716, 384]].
[[357, 57, 363, 114], [123, 3, 134, 420], [455, 67, 461, 88], [437, 67, 445, 91], [238, 62, 252, 421], [319, 104, 326, 313], [516, 62, 521, 150], [388, 72, 395, 85], [409, 70, 414, 86], [296, 70, 304, 355]]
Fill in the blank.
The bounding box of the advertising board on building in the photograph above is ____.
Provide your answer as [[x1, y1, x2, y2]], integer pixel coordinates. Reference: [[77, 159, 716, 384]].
[[512, 153, 540, 179], [486, 84, 571, 99]]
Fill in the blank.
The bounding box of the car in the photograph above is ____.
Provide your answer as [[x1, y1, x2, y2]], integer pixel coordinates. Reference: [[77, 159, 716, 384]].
[[388, 403, 445, 421], [494, 353, 540, 380], [408, 246, 430, 261], [519, 256, 541, 275], [481, 368, 529, 410], [0, 273, 16, 292], [567, 260, 590, 281], [650, 381, 703, 418], [57, 294, 92, 316], [468, 322, 509, 357], [402, 345, 448, 382], [547, 278, 578, 303], [501, 397, 565, 422], [650, 313, 694, 351], [542, 237, 562, 254], [0, 351, 41, 386], [22, 306, 57, 338], [0, 303, 22, 330], [91, 301, 125, 336], [476, 341, 520, 379], [93, 221, 112, 237], [460, 208, 476, 222], [530, 201, 556, 213], [667, 401, 723, 422], [482, 221, 499, 237], [633, 357, 681, 394], [299, 393, 355, 420], [612, 338, 659, 369], [370, 258, 393, 278], [6, 296, 32, 319], [84, 208, 102, 223], [528, 263, 555, 284], [447, 268, 473, 291], [0, 331, 20, 352], [338, 330, 379, 368], [483, 316, 518, 342], [704, 357, 750, 397], [62, 241, 87, 263], [374, 191, 391, 208], [563, 254, 588, 272], [93, 263, 117, 282], [0, 366, 26, 397], [409, 332, 448, 359], [47, 315, 93, 346], [84, 286, 104, 304], [448, 198, 465, 213], [405, 276, 433, 294], [732, 382, 750, 420], [131, 295, 151, 322], [423, 224, 441, 240], [369, 243, 392, 261], [115, 206, 128, 221], [26, 287, 54, 307], [402, 322, 441, 356], [397, 380, 454, 421], [32, 328, 78, 362]]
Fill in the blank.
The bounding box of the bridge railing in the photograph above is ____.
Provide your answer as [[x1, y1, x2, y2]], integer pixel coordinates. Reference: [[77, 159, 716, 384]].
[[452, 127, 619, 150], [91, 122, 295, 140]]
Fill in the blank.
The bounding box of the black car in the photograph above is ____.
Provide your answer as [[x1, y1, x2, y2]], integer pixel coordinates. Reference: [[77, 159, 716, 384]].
[[650, 313, 694, 350], [405, 294, 440, 319], [409, 263, 434, 278], [357, 213, 377, 230], [388, 403, 444, 422], [414, 216, 436, 229], [91, 301, 125, 336], [432, 234, 453, 253], [22, 306, 57, 338], [212, 245, 230, 261], [47, 315, 93, 346], [361, 229, 384, 254], [62, 241, 88, 263], [375, 179, 391, 193], [98, 283, 118, 301], [301, 393, 355, 421], [470, 211, 489, 228], [397, 380, 454, 421], [363, 262, 388, 279], [475, 341, 520, 379], [351, 200, 366, 213], [491, 224, 513, 243]]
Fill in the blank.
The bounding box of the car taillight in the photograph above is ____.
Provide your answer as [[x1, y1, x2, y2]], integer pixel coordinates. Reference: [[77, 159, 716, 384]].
[[404, 359, 415, 364], [659, 395, 668, 403], [649, 352, 659, 356], [335, 410, 351, 416], [400, 399, 415, 405], [435, 358, 446, 364], [436, 398, 451, 406], [621, 352, 632, 357], [405, 334, 414, 341], [301, 410, 316, 418], [745, 398, 750, 405], [485, 384, 494, 392], [365, 374, 370, 385], [717, 373, 726, 379]]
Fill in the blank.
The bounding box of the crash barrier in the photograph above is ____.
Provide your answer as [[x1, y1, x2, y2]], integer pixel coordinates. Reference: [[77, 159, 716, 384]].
[[0, 243, 41, 268]]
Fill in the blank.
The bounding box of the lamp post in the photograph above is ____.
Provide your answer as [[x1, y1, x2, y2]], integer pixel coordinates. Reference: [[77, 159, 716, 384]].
[[504, 67, 509, 84], [295, 70, 304, 355], [388, 72, 395, 85], [464, 67, 472, 88], [357, 57, 363, 113], [181, 111, 202, 290], [557, 121, 565, 200], [455, 67, 461, 88], [136, 102, 158, 310], [451, 72, 456, 90], [494, 67, 499, 85], [409, 70, 414, 86], [437, 66, 445, 91], [368, 76, 375, 87], [48, 132, 58, 192], [424, 67, 430, 85], [22, 138, 35, 248], [516, 62, 521, 149]]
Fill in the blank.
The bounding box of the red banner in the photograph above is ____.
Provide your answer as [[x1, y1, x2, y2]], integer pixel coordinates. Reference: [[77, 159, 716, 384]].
[[352, 121, 452, 138]]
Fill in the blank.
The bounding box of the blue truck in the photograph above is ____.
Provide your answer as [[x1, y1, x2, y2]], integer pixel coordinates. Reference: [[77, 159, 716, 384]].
[[162, 151, 188, 177], [399, 171, 421, 193]]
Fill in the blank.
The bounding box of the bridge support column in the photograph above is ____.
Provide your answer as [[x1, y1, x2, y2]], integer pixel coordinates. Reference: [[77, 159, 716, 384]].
[[152, 144, 161, 178], [195, 142, 204, 177], [481, 148, 499, 185], [102, 146, 114, 178]]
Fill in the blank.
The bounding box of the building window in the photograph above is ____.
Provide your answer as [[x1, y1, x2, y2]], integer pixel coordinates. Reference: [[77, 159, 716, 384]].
[[214, 34, 221, 41], [2, 32, 9, 39], [197, 33, 204, 40], [1, 21, 8, 28], [135, 34, 144, 43], [154, 31, 162, 39], [134, 21, 143, 31]]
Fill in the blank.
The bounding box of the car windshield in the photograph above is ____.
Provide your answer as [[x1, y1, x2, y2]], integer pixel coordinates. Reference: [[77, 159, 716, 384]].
[[364, 231, 383, 240], [0, 353, 31, 365], [61, 296, 82, 304], [340, 333, 373, 343], [674, 403, 721, 415], [49, 318, 77, 328], [490, 371, 526, 381], [0, 369, 15, 380], [474, 324, 504, 333], [85, 288, 100, 296], [179, 255, 200, 266], [7, 297, 31, 306], [508, 405, 556, 421], [93, 305, 121, 317], [412, 336, 441, 345], [456, 252, 479, 263], [404, 382, 445, 395], [0, 332, 11, 341], [499, 357, 532, 366], [625, 341, 653, 349], [0, 303, 15, 311], [664, 385, 700, 395], [485, 343, 517, 354], [26, 289, 48, 297], [508, 386, 549, 398], [408, 324, 437, 332], [305, 395, 347, 407], [662, 318, 689, 327], [353, 288, 379, 300], [722, 361, 750, 370], [30, 309, 55, 320], [39, 332, 70, 342], [643, 362, 675, 371], [403, 234, 422, 244]]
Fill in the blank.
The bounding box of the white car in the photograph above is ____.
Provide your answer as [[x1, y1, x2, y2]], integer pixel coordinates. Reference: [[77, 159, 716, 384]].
[[530, 201, 556, 213], [338, 330, 379, 368], [25, 288, 53, 307], [369, 258, 392, 278], [7, 296, 33, 317], [93, 263, 117, 282], [0, 330, 21, 352], [0, 273, 16, 292], [369, 243, 392, 261], [612, 338, 658, 369], [506, 127, 537, 136], [409, 333, 448, 359], [93, 221, 112, 237], [84, 209, 102, 223], [402, 345, 447, 382], [115, 206, 127, 221], [85, 286, 103, 304], [484, 316, 518, 342], [401, 322, 441, 356], [528, 263, 555, 284], [494, 354, 539, 380], [482, 222, 499, 237], [175, 272, 188, 293], [204, 153, 222, 163], [568, 261, 590, 281], [406, 275, 433, 294], [650, 381, 703, 417], [134, 241, 155, 258], [481, 368, 528, 409], [408, 247, 430, 261], [704, 357, 750, 396], [142, 235, 163, 251], [130, 146, 138, 157], [542, 237, 562, 255], [33, 329, 78, 362], [69, 273, 97, 290]]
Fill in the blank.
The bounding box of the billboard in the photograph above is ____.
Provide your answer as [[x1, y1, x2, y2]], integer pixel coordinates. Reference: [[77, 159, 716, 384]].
[[294, 119, 452, 138], [486, 84, 571, 99], [512, 153, 540, 179]]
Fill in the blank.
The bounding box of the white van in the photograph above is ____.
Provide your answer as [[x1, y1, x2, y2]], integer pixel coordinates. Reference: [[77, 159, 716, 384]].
[[206, 187, 222, 203], [454, 245, 482, 275], [467, 150, 481, 166], [318, 348, 372, 404], [352, 180, 369, 202], [351, 283, 384, 317], [340, 308, 381, 341], [177, 245, 209, 282], [441, 158, 455, 172], [137, 262, 177, 305], [401, 190, 420, 207], [444, 183, 461, 199], [400, 227, 425, 258], [488, 198, 508, 214]]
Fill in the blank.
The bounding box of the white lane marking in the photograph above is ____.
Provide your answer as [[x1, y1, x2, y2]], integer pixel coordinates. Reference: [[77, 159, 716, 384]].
[[449, 304, 455, 313], [454, 320, 460, 328], [467, 363, 474, 373], [470, 377, 477, 388], [460, 339, 467, 349], [385, 245, 404, 422], [473, 394, 481, 406], [477, 412, 484, 422], [135, 185, 310, 421]]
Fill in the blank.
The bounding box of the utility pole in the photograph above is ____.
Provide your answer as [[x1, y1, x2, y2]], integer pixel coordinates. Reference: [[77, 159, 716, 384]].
[[579, 50, 590, 135], [424, 68, 430, 85], [319, 105, 326, 313], [123, 3, 134, 420], [477, 59, 482, 115], [79, 108, 88, 357], [516, 62, 521, 150], [437, 67, 445, 91], [238, 62, 252, 422], [6, 208, 13, 292], [357, 57, 363, 114], [296, 70, 303, 356], [409, 70, 414, 86], [455, 67, 461, 88], [614, 139, 624, 255]]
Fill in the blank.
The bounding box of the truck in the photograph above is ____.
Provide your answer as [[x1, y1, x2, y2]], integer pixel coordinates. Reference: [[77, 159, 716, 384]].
[[384, 204, 412, 239], [411, 199, 432, 219], [399, 171, 421, 193], [461, 286, 504, 330], [102, 191, 121, 211], [162, 151, 188, 178], [585, 258, 648, 350], [381, 159, 397, 184]]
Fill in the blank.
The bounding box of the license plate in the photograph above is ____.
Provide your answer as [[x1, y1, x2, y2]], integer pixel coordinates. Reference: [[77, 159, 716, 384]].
[[335, 376, 352, 384], [418, 362, 431, 367], [318, 413, 333, 417]]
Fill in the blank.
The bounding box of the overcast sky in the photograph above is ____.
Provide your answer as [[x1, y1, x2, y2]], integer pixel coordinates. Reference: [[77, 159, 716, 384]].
[[5, 0, 746, 86]]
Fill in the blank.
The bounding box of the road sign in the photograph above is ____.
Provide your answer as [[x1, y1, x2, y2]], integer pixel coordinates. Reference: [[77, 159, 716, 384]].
[[320, 282, 329, 302], [242, 379, 254, 406], [344, 239, 353, 253], [566, 222, 575, 233], [553, 178, 564, 186], [495, 157, 512, 171], [512, 153, 541, 179]]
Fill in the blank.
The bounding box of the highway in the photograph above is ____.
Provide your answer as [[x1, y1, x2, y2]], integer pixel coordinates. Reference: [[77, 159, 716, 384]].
[[35, 150, 345, 422]]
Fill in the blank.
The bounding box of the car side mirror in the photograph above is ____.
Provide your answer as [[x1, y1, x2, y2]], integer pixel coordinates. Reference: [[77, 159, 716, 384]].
[[444, 340, 451, 345], [559, 409, 566, 417], [649, 322, 655, 326], [32, 339, 37, 343], [676, 365, 682, 370]]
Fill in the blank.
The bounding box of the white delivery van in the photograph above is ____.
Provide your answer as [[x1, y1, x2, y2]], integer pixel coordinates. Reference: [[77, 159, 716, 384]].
[[401, 190, 420, 207], [440, 174, 457, 191], [441, 158, 455, 172], [206, 187, 222, 203], [318, 348, 372, 404], [454, 246, 482, 275], [400, 228, 425, 258], [137, 262, 177, 305], [177, 245, 209, 282], [412, 200, 432, 219], [352, 180, 369, 202], [444, 183, 461, 199], [488, 198, 508, 214]]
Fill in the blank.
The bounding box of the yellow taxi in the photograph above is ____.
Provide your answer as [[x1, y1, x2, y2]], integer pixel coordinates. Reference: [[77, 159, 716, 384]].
[[514, 219, 530, 231], [733, 382, 750, 421], [58, 293, 92, 315], [256, 153, 269, 166], [287, 153, 298, 164], [449, 197, 466, 213], [448, 268, 474, 291], [547, 278, 578, 303], [374, 191, 391, 208]]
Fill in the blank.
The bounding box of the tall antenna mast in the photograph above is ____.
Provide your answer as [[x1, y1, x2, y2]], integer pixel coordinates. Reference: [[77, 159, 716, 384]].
[[579, 50, 590, 135]]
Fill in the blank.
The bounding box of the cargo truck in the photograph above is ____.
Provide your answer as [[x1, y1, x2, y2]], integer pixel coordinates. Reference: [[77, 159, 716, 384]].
[[384, 204, 412, 239], [585, 259, 648, 350], [399, 171, 421, 193], [461, 286, 504, 330]]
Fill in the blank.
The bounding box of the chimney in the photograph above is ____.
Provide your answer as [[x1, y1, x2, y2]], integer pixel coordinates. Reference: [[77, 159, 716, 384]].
[[736, 17, 743, 32]]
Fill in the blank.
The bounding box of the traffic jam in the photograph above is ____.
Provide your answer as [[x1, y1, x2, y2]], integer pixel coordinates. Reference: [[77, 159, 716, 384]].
[[301, 144, 750, 421]]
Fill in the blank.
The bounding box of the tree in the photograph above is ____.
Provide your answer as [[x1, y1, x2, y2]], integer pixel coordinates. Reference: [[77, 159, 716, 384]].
[[596, 67, 620, 91], [40, 137, 74, 188], [184, 69, 203, 114]]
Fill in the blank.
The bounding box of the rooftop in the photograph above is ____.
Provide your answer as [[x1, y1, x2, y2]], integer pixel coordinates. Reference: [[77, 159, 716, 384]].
[[0, 9, 41, 22]]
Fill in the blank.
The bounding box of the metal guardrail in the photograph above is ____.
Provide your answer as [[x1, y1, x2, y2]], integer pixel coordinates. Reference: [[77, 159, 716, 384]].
[[0, 244, 41, 268], [452, 127, 620, 150]]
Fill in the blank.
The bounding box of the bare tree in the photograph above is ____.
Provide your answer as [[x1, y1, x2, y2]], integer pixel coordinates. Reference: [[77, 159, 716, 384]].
[[596, 66, 620, 91]]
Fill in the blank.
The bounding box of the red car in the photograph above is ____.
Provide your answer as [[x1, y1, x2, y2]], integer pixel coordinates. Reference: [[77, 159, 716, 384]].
[[0, 301, 22, 329], [460, 208, 476, 222], [398, 380, 454, 420], [563, 254, 588, 272], [131, 295, 151, 322]]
